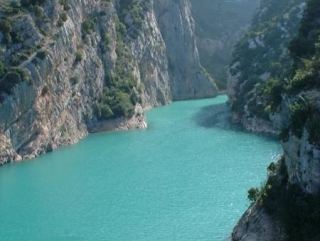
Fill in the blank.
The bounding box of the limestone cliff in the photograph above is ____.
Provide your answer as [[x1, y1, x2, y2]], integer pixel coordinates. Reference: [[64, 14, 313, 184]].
[[190, 0, 260, 89], [229, 0, 320, 240], [154, 0, 217, 100], [227, 0, 305, 134], [0, 0, 218, 164]]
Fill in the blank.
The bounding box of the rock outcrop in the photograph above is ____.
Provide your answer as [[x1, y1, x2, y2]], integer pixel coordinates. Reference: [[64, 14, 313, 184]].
[[0, 0, 218, 164], [232, 204, 283, 241], [154, 0, 217, 100], [229, 0, 320, 240], [227, 0, 305, 134]]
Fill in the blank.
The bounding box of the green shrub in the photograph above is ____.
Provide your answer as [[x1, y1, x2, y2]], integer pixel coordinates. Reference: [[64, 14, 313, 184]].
[[70, 76, 79, 85], [10, 52, 28, 66], [0, 71, 21, 94], [30, 0, 47, 5], [11, 32, 24, 43], [5, 71, 21, 83], [263, 78, 283, 109], [57, 18, 64, 27], [95, 87, 135, 120], [95, 102, 114, 120], [36, 50, 48, 59], [75, 49, 84, 62], [259, 169, 320, 241], [82, 20, 95, 35], [34, 5, 43, 17], [20, 0, 31, 7], [289, 101, 311, 138], [247, 187, 260, 203], [60, 12, 68, 22], [0, 61, 5, 77], [0, 19, 12, 33], [59, 0, 71, 10], [10, 0, 21, 8], [3, 32, 12, 44], [57, 12, 68, 27]]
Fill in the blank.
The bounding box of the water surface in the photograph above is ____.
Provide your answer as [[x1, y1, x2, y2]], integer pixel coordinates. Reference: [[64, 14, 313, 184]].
[[0, 95, 281, 241]]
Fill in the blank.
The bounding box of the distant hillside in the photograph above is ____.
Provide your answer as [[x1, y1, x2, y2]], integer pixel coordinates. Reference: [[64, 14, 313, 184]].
[[190, 0, 260, 89]]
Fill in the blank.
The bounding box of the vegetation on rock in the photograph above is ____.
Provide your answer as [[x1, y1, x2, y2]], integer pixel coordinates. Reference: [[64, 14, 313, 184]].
[[229, 0, 304, 119], [244, 0, 320, 239]]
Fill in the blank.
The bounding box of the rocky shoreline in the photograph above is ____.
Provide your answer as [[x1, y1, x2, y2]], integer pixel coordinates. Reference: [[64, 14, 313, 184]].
[[232, 204, 283, 241], [0, 106, 147, 166]]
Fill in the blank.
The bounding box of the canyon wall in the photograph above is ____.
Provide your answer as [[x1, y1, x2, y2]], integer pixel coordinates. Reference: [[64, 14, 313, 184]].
[[229, 0, 320, 240], [0, 0, 218, 164]]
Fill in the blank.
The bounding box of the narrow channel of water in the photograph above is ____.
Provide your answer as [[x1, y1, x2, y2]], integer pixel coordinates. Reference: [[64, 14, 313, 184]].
[[0, 95, 281, 241]]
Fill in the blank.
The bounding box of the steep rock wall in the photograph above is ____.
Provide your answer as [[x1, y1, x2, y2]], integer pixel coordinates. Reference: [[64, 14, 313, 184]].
[[230, 0, 320, 240], [154, 0, 217, 100], [0, 0, 217, 164], [227, 0, 305, 134], [190, 0, 260, 89]]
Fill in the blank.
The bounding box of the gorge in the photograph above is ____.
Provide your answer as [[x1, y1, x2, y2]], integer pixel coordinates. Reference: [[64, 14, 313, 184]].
[[228, 0, 320, 240], [1, 0, 320, 240], [0, 0, 219, 164]]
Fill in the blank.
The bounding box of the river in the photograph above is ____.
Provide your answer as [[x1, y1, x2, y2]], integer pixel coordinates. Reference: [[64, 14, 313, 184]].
[[0, 95, 281, 241]]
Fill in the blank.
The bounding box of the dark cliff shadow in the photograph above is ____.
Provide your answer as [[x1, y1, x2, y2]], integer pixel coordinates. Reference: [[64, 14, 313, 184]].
[[193, 103, 244, 132], [193, 103, 279, 142]]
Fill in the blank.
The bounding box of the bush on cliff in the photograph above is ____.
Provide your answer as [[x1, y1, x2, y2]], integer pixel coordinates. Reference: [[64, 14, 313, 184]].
[[248, 159, 320, 241]]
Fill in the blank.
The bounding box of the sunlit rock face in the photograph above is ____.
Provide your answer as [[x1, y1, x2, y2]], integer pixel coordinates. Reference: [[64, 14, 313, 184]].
[[0, 0, 217, 164]]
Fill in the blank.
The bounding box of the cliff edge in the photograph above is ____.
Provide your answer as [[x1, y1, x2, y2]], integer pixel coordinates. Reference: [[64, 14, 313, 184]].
[[0, 0, 218, 164], [229, 0, 320, 240]]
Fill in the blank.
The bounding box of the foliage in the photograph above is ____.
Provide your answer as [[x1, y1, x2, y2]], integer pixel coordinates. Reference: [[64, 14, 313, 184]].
[[82, 19, 95, 35], [36, 50, 48, 60], [247, 187, 260, 203], [289, 101, 310, 138], [0, 18, 13, 33], [256, 165, 320, 241], [263, 78, 283, 109], [57, 12, 68, 27], [95, 87, 135, 120], [0, 67, 32, 98], [118, 0, 151, 38], [94, 17, 143, 120], [75, 49, 84, 63], [229, 0, 304, 118], [33, 5, 43, 17], [100, 33, 112, 53], [21, 0, 47, 7], [0, 61, 6, 77], [60, 12, 68, 22], [59, 0, 71, 11]]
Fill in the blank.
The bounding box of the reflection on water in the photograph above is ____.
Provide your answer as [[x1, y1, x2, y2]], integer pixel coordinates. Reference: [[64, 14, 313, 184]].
[[193, 102, 280, 143], [193, 103, 243, 131]]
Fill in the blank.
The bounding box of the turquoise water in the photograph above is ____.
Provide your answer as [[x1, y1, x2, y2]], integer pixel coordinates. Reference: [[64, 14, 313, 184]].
[[0, 95, 281, 241]]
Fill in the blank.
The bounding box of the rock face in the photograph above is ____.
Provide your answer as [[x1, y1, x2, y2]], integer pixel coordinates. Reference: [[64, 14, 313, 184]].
[[154, 0, 217, 100], [190, 0, 260, 89], [227, 0, 305, 134], [232, 204, 282, 241], [229, 0, 320, 240], [0, 0, 218, 164]]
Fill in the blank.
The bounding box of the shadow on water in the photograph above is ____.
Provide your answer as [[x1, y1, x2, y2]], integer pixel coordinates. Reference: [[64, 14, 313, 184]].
[[193, 103, 279, 142], [193, 103, 244, 132]]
